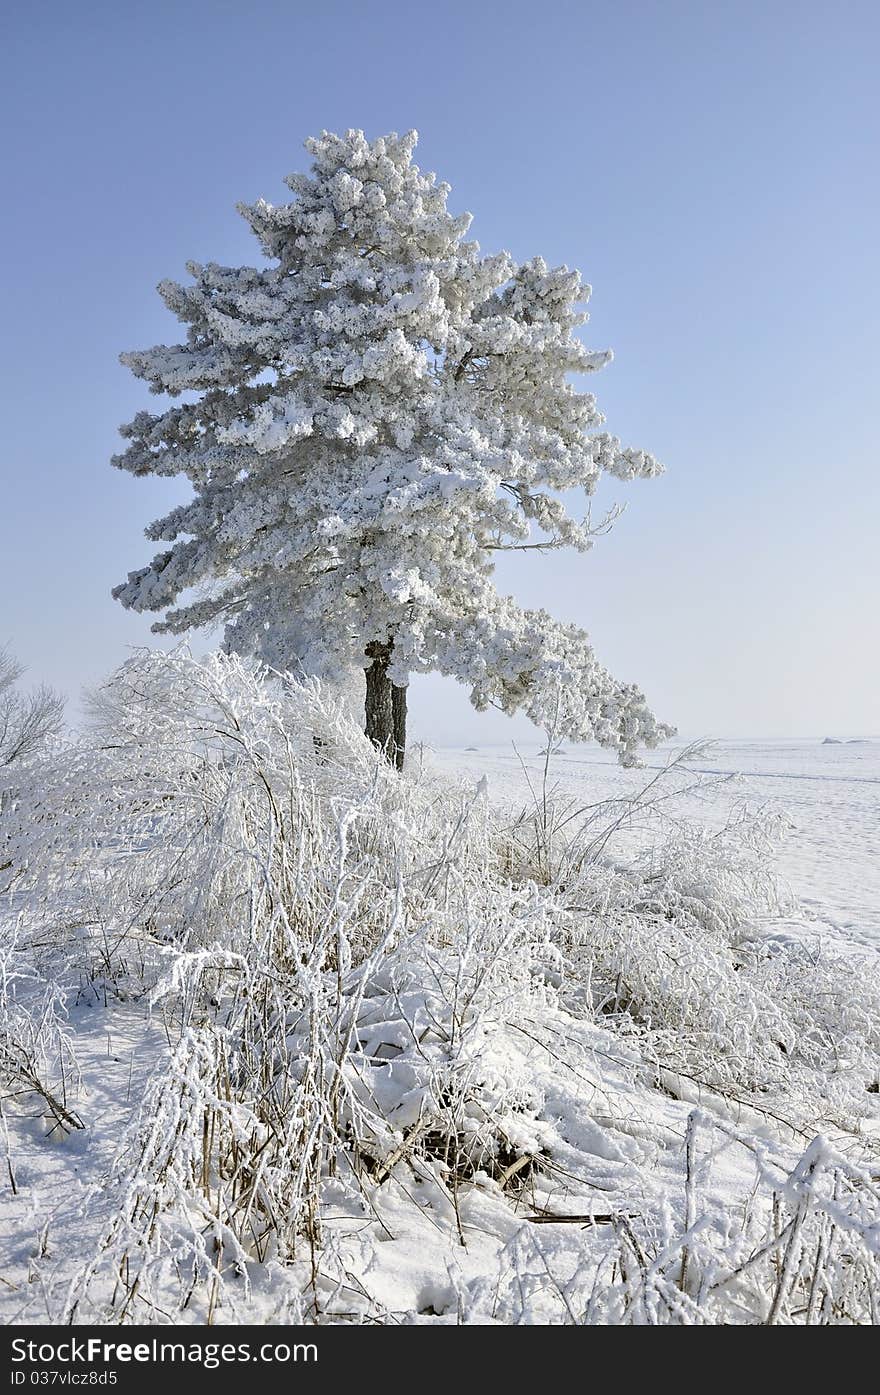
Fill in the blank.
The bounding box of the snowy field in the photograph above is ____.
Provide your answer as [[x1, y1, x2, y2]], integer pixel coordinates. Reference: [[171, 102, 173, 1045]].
[[2, 663, 878, 1326], [430, 738, 880, 951]]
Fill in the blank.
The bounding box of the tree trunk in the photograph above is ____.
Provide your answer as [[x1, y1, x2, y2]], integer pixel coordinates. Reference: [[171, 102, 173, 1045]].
[[391, 682, 407, 772], [364, 642, 407, 769], [365, 643, 394, 758]]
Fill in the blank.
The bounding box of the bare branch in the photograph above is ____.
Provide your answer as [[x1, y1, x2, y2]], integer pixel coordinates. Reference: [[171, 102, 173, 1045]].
[[0, 647, 65, 769]]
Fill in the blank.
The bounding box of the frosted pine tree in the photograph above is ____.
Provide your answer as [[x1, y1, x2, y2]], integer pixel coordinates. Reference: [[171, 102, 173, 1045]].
[[113, 129, 672, 766]]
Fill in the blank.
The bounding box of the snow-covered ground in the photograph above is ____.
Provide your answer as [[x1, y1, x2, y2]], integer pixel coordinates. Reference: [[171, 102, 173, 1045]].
[[429, 738, 880, 951], [2, 677, 878, 1326]]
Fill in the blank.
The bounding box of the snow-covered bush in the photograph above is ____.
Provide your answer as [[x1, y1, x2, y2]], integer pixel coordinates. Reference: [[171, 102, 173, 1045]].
[[464, 1116, 880, 1325], [4, 649, 465, 991], [488, 754, 880, 1129], [553, 816, 880, 1126], [2, 650, 876, 1323], [0, 917, 82, 1186]]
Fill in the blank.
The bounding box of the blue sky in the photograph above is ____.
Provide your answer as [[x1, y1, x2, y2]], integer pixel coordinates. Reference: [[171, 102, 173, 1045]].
[[1, 0, 877, 743]]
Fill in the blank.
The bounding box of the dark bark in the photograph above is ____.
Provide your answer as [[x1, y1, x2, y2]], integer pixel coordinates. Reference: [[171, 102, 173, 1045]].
[[365, 643, 394, 757], [391, 682, 407, 771], [364, 642, 407, 769]]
